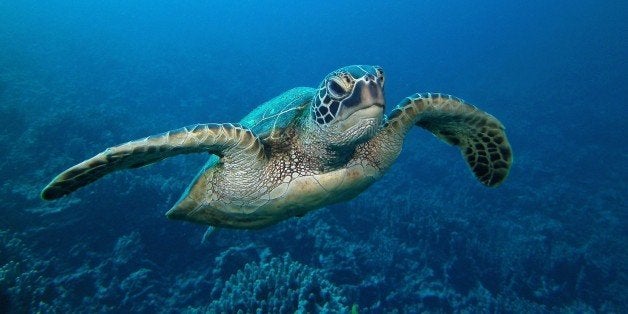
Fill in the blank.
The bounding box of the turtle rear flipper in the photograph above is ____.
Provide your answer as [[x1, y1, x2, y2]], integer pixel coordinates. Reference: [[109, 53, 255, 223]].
[[41, 123, 265, 200], [386, 93, 512, 187]]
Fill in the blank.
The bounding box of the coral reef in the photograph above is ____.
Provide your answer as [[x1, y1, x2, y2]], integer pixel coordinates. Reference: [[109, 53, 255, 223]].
[[206, 254, 348, 313]]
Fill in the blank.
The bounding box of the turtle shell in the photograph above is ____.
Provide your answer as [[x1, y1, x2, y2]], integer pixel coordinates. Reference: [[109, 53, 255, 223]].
[[239, 87, 316, 138], [198, 87, 316, 172]]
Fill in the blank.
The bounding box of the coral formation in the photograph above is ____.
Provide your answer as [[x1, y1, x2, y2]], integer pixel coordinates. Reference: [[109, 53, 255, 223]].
[[207, 254, 348, 313]]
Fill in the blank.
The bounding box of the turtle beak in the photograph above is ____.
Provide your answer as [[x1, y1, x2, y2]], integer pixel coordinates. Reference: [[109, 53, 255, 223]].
[[362, 74, 385, 109], [338, 77, 385, 131], [342, 76, 385, 111]]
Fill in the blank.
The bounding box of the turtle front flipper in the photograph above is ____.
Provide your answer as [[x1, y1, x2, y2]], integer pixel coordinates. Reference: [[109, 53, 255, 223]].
[[386, 93, 512, 187], [41, 123, 265, 200]]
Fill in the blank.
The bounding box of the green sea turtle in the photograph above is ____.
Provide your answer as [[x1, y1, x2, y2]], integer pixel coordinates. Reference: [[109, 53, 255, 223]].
[[41, 65, 512, 229]]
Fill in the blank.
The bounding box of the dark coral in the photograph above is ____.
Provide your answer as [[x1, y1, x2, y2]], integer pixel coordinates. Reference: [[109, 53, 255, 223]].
[[206, 254, 348, 313]]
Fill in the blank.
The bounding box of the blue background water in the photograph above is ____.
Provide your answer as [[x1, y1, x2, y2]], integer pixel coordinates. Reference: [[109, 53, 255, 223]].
[[1, 0, 626, 312]]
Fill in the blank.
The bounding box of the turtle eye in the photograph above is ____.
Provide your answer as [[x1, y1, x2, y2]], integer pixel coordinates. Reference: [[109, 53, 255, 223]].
[[327, 79, 348, 99]]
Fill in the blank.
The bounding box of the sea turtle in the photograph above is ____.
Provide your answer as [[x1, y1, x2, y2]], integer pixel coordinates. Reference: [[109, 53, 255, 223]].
[[41, 65, 512, 229]]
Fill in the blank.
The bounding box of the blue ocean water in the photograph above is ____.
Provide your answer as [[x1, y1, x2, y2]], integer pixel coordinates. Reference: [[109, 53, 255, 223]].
[[1, 0, 626, 312]]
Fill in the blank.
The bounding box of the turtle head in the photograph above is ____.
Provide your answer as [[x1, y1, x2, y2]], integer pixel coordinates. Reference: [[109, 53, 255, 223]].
[[311, 65, 385, 147]]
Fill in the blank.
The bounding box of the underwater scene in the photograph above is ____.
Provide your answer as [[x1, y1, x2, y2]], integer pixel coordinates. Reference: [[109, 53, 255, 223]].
[[0, 0, 626, 312]]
